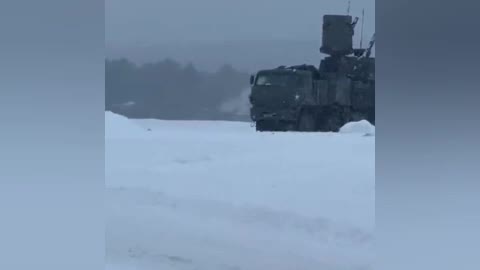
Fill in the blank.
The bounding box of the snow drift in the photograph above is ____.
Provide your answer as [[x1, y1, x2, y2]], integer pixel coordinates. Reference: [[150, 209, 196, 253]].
[[339, 120, 375, 136], [105, 111, 148, 139], [105, 112, 375, 270]]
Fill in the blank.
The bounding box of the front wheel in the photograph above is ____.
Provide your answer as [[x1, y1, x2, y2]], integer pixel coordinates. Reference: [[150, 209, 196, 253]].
[[256, 120, 277, 132], [255, 120, 268, 131]]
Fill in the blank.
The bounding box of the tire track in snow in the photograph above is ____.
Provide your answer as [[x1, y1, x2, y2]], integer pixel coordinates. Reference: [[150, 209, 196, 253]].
[[107, 186, 373, 247]]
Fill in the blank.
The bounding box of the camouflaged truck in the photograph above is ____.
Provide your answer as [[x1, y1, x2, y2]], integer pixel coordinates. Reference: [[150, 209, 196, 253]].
[[249, 14, 375, 132]]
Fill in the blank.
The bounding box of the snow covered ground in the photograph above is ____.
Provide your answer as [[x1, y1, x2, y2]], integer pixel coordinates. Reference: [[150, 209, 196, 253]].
[[105, 112, 375, 270]]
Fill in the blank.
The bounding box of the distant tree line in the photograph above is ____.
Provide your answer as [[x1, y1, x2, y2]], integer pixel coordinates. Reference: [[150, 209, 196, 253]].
[[105, 58, 251, 121]]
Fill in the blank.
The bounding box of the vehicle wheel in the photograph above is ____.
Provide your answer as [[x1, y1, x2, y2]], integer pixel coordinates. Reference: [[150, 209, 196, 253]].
[[298, 111, 316, 132], [256, 120, 273, 132], [323, 106, 346, 132], [326, 117, 342, 132], [284, 122, 296, 132], [255, 121, 265, 131]]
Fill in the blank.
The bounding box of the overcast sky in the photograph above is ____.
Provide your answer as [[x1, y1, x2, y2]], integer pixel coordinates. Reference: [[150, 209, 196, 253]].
[[106, 0, 375, 47]]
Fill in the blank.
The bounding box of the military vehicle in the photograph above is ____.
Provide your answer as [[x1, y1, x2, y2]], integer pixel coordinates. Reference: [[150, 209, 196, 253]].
[[249, 14, 375, 132]]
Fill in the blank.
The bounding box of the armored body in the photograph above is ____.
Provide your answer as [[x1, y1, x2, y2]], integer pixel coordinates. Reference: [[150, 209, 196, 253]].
[[249, 14, 375, 132]]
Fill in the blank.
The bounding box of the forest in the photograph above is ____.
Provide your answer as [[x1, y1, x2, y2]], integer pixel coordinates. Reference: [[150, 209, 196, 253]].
[[105, 58, 251, 121]]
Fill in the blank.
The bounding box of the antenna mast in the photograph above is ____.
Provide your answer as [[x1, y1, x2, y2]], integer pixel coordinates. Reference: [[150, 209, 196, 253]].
[[347, 1, 351, 15], [360, 9, 365, 49]]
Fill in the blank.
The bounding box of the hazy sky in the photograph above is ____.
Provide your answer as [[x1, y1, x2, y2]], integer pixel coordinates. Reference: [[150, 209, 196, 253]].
[[106, 0, 375, 47]]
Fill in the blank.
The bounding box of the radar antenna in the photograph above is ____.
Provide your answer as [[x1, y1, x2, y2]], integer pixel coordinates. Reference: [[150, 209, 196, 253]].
[[360, 9, 365, 49]]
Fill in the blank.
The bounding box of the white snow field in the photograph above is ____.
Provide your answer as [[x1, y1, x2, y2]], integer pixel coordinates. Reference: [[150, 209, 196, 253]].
[[105, 112, 375, 270]]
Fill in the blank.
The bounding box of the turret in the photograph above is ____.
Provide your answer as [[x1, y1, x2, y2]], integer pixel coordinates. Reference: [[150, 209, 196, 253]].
[[320, 15, 358, 57]]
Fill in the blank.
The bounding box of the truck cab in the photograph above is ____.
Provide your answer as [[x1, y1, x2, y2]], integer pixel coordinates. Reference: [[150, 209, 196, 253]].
[[249, 67, 316, 131]]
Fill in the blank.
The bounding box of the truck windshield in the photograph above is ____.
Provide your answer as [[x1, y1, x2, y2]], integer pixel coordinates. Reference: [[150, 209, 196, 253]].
[[255, 73, 304, 87]]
